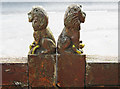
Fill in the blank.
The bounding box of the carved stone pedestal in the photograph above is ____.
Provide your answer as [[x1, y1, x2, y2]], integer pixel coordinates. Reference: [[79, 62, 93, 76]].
[[57, 53, 86, 87], [28, 54, 56, 88]]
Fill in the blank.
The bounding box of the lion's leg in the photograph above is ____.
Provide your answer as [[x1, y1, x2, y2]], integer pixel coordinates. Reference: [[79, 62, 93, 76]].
[[41, 38, 56, 54]]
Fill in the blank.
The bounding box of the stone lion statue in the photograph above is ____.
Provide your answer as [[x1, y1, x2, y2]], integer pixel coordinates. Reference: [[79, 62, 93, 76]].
[[57, 4, 86, 54], [28, 6, 56, 54]]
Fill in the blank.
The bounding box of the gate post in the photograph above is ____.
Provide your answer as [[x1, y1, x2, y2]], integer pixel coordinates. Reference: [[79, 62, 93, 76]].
[[28, 54, 56, 88]]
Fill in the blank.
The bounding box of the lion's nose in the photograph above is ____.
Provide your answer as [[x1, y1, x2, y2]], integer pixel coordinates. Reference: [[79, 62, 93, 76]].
[[28, 12, 30, 15], [28, 11, 31, 15]]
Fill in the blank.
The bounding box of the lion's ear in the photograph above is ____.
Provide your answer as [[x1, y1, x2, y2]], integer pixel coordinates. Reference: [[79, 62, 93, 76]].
[[32, 6, 35, 10]]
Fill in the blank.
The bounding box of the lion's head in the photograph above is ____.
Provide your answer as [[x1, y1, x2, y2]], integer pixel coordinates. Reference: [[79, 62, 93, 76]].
[[64, 4, 86, 29], [28, 6, 48, 30]]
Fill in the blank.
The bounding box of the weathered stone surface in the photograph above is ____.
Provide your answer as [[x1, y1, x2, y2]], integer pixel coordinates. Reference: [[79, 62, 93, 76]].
[[57, 4, 86, 54], [85, 86, 120, 89], [28, 54, 56, 87], [57, 53, 86, 87], [0, 56, 119, 88], [28, 6, 56, 54], [1, 86, 29, 89], [86, 63, 120, 86], [1, 63, 28, 86], [0, 63, 28, 89]]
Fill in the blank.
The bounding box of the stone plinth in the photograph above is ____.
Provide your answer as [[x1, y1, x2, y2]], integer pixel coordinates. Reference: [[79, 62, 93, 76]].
[[57, 53, 86, 87], [28, 54, 56, 87]]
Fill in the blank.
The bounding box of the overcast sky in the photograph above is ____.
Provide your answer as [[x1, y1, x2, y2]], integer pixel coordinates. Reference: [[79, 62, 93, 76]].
[[0, 0, 119, 2]]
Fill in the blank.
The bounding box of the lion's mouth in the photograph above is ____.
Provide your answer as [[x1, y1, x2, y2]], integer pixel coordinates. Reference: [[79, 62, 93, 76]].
[[79, 12, 86, 23], [28, 14, 33, 22], [28, 11, 33, 22]]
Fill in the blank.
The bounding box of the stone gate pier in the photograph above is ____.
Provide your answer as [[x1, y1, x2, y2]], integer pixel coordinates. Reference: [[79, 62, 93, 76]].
[[57, 53, 86, 87], [28, 54, 56, 88]]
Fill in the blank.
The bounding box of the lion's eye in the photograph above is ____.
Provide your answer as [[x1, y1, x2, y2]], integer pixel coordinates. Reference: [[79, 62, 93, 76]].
[[33, 8, 38, 12], [36, 9, 38, 12]]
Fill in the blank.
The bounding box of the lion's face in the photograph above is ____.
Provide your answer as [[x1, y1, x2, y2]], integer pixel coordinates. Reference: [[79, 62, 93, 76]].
[[78, 8, 86, 23], [28, 6, 48, 30], [64, 4, 86, 29], [28, 10, 33, 22]]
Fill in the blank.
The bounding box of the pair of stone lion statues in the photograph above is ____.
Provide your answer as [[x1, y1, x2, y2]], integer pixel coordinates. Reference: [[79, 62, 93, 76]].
[[28, 4, 86, 55]]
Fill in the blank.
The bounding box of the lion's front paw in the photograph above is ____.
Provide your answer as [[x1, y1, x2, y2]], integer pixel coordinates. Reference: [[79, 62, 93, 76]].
[[29, 45, 40, 54], [41, 50, 49, 54], [80, 43, 85, 49], [72, 45, 83, 54]]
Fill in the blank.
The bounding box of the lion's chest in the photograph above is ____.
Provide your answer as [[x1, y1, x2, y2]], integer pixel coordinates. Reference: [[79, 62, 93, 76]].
[[66, 28, 80, 48], [33, 30, 48, 43]]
